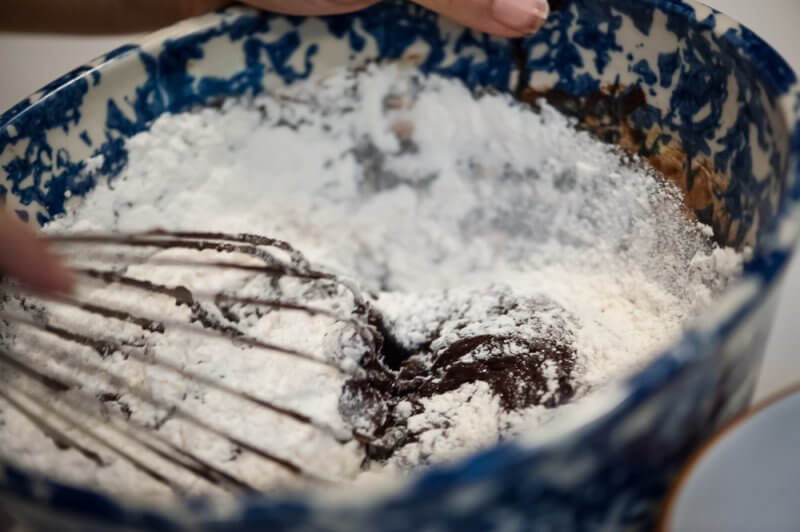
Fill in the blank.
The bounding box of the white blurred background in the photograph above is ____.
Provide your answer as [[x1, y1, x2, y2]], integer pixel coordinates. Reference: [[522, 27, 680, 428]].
[[1, 1, 799, 401]]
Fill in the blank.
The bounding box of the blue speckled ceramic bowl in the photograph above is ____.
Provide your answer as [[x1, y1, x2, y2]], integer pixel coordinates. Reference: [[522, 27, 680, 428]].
[[1, 1, 799, 530]]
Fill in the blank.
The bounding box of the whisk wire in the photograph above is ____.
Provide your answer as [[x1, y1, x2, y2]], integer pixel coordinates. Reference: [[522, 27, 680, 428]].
[[0, 230, 379, 493]]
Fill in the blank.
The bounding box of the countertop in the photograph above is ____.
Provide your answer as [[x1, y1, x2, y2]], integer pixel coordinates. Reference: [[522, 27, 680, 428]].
[[0, 3, 797, 397]]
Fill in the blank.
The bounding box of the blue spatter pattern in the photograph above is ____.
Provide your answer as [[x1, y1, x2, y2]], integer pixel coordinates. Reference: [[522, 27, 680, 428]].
[[523, 0, 796, 248], [0, 1, 798, 531], [632, 59, 657, 85]]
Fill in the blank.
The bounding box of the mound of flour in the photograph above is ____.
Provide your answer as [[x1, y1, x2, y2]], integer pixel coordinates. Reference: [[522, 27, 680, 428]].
[[0, 64, 743, 501]]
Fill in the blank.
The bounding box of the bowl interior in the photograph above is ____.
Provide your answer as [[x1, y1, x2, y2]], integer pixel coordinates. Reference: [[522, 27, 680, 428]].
[[0, 0, 798, 527], [0, 1, 796, 252]]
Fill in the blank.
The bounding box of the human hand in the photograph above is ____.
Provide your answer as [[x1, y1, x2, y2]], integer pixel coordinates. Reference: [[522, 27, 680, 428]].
[[234, 0, 550, 36], [0, 209, 73, 294], [2, 1, 548, 38]]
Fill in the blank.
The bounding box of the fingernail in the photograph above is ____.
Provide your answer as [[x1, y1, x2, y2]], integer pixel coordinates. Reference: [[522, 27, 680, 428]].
[[492, 0, 549, 34]]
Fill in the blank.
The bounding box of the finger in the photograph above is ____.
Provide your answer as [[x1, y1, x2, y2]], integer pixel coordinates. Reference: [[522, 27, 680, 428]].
[[413, 0, 549, 36], [0, 209, 73, 295], [238, 0, 377, 16]]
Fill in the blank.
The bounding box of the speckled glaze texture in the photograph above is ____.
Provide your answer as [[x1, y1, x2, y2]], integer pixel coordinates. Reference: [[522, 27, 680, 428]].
[[1, 1, 799, 530]]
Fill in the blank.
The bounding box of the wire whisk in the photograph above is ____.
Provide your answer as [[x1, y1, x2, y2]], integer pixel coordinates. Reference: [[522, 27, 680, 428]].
[[0, 230, 388, 496]]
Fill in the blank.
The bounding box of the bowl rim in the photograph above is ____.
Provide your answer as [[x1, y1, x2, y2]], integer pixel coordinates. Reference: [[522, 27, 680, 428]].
[[658, 383, 800, 532], [1, 0, 799, 525]]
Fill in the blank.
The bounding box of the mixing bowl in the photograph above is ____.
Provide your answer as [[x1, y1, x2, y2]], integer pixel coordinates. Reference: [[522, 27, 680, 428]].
[[1, 0, 798, 530]]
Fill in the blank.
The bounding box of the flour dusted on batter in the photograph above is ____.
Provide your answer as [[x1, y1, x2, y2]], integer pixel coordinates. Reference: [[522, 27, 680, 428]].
[[0, 63, 744, 500]]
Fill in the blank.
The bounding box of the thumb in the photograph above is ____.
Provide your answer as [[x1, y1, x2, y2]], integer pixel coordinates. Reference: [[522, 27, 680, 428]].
[[413, 0, 549, 36], [238, 0, 549, 36], [0, 209, 73, 295]]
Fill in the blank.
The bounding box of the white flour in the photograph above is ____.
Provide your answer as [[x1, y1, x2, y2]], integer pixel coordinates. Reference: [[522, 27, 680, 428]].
[[0, 64, 743, 502]]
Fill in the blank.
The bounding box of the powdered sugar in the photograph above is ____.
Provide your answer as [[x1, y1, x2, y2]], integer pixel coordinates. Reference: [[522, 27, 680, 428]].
[[0, 63, 743, 501]]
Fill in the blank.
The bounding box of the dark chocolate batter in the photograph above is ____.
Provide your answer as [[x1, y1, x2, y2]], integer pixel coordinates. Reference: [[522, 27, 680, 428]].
[[339, 289, 578, 461]]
